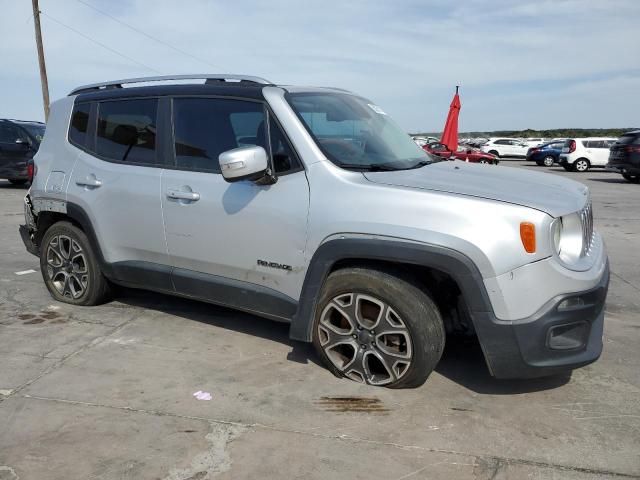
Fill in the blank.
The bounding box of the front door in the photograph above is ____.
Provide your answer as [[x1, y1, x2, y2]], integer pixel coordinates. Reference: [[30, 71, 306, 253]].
[[161, 97, 309, 318]]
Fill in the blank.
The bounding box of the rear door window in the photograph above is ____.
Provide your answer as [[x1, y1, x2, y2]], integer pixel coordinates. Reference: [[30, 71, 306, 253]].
[[96, 99, 159, 165]]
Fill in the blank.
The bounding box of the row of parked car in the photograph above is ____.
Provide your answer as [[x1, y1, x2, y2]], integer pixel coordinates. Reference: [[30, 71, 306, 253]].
[[523, 133, 640, 182], [411, 132, 640, 183]]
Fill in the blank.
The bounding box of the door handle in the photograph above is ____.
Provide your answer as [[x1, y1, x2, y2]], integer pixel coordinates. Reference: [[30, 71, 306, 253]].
[[76, 175, 102, 188], [167, 189, 200, 201]]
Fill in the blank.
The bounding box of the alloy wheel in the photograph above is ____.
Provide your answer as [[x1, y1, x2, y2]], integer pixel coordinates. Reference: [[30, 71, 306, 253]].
[[317, 293, 413, 386], [543, 156, 554, 167], [575, 160, 589, 172], [46, 235, 89, 299]]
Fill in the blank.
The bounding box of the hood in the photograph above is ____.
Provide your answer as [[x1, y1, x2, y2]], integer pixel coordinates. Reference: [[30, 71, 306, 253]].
[[363, 160, 588, 217]]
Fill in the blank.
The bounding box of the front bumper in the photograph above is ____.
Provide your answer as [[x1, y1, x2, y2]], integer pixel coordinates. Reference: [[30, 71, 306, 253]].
[[19, 224, 39, 256], [474, 261, 609, 379]]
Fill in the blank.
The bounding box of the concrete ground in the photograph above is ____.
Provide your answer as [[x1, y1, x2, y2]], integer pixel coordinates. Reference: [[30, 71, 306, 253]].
[[0, 160, 638, 480]]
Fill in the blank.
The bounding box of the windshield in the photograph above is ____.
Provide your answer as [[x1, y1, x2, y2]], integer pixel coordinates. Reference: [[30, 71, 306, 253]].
[[20, 124, 46, 143], [287, 92, 430, 170]]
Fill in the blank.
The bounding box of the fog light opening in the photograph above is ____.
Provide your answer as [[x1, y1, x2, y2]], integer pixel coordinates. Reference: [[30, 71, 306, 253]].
[[557, 297, 585, 311], [547, 321, 589, 350]]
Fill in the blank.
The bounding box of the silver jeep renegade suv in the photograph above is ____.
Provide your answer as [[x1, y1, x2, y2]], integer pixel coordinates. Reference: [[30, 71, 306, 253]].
[[20, 75, 609, 388]]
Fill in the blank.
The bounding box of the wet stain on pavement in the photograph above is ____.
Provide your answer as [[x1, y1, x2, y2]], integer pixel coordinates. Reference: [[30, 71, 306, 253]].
[[19, 310, 64, 325], [23, 318, 45, 325], [315, 396, 389, 414]]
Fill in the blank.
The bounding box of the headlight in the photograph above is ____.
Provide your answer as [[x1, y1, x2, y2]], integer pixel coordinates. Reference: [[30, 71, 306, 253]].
[[552, 213, 584, 265]]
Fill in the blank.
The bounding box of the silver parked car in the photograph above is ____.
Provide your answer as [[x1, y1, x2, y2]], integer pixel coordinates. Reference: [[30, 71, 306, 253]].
[[20, 75, 609, 388]]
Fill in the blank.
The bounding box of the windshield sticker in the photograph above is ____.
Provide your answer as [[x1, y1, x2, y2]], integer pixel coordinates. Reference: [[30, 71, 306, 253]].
[[368, 104, 387, 115]]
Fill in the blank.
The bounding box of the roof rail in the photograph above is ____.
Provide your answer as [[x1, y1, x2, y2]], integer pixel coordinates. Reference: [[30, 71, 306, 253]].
[[69, 74, 273, 95]]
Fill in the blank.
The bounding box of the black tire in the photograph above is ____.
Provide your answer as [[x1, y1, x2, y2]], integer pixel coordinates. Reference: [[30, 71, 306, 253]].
[[312, 267, 445, 389], [488, 150, 500, 158], [543, 156, 555, 167], [573, 158, 590, 172], [39, 221, 112, 306], [623, 173, 640, 183], [8, 179, 28, 185]]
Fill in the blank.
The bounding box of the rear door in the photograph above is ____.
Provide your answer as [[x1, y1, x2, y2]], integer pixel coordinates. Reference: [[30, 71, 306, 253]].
[[66, 98, 171, 289], [161, 96, 309, 317], [586, 140, 607, 166]]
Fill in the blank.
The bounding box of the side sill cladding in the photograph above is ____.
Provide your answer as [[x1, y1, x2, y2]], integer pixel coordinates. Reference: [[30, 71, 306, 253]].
[[289, 238, 495, 342]]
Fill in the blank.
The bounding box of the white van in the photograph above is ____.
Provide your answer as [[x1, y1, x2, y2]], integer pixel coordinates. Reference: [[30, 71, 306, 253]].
[[559, 138, 617, 172]]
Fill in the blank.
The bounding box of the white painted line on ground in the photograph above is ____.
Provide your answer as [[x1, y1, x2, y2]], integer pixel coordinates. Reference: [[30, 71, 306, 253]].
[[14, 269, 37, 275]]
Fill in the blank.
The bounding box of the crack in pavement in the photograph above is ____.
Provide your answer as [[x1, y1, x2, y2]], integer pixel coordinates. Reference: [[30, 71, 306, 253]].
[[17, 394, 640, 479], [611, 271, 640, 292], [3, 313, 141, 401]]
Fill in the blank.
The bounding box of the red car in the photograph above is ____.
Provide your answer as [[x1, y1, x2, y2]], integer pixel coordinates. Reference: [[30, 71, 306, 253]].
[[422, 143, 498, 164]]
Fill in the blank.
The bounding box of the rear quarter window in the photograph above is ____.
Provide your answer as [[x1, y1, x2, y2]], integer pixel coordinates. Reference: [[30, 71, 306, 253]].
[[69, 103, 91, 147]]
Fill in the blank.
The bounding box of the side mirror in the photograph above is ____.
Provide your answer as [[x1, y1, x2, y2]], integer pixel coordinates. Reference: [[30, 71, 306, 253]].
[[219, 145, 269, 183]]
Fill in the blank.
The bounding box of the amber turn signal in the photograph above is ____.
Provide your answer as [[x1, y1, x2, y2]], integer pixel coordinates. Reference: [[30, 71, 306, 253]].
[[520, 222, 536, 253]]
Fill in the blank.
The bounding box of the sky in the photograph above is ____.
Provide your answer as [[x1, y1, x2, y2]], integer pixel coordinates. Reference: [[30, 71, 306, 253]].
[[1, 0, 639, 132]]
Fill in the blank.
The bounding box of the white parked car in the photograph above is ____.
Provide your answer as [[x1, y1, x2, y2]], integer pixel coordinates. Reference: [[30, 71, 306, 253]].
[[524, 138, 545, 147], [480, 138, 530, 158], [412, 136, 439, 147], [558, 138, 617, 172]]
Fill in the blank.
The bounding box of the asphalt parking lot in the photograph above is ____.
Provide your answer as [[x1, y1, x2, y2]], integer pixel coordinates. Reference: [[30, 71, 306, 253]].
[[0, 159, 638, 479]]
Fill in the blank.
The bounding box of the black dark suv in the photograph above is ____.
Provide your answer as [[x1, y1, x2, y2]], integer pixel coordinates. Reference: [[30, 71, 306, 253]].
[[0, 119, 46, 185], [607, 130, 640, 183]]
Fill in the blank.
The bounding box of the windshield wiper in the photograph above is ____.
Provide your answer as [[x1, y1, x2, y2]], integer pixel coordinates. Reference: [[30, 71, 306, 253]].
[[338, 163, 401, 172], [403, 159, 435, 170]]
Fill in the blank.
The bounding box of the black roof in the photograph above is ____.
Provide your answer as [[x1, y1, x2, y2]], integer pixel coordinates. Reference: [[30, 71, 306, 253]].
[[75, 83, 267, 103]]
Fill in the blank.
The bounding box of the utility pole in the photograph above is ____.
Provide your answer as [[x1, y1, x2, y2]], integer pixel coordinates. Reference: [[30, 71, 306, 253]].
[[31, 0, 50, 121]]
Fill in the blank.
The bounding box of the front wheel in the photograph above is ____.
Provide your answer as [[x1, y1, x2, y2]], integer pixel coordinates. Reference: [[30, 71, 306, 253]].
[[312, 268, 445, 388], [39, 221, 112, 305]]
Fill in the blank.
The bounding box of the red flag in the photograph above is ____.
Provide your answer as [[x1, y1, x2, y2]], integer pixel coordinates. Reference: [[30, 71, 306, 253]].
[[440, 86, 461, 153]]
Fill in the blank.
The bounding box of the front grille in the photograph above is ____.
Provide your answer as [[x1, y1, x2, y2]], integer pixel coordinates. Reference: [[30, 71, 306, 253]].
[[580, 201, 594, 256]]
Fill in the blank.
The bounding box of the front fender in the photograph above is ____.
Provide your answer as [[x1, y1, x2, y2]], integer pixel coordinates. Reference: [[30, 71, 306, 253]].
[[289, 237, 494, 342]]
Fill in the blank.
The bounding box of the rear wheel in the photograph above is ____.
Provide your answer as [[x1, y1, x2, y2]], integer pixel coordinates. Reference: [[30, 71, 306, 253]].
[[39, 221, 112, 306], [623, 173, 640, 183], [312, 268, 445, 388], [574, 159, 590, 172], [543, 156, 555, 167]]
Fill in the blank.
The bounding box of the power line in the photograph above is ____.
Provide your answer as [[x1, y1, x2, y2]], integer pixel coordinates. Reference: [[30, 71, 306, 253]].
[[41, 11, 162, 74], [74, 0, 224, 71]]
